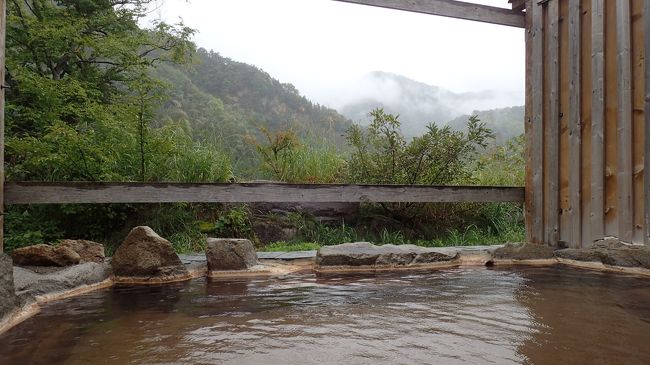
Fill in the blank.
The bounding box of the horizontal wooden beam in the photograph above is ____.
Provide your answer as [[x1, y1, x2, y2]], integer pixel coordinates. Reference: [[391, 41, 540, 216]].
[[4, 182, 525, 205], [333, 0, 525, 28]]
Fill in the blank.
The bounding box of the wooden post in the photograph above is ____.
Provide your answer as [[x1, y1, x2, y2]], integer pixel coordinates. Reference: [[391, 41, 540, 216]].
[[545, 0, 560, 246], [527, 0, 544, 244], [568, 0, 582, 247], [643, 0, 650, 245], [591, 0, 605, 244], [616, 0, 633, 243], [0, 0, 6, 253]]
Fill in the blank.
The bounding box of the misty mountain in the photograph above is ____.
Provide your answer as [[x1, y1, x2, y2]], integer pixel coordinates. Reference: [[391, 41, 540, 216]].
[[338, 71, 522, 138], [447, 106, 524, 144]]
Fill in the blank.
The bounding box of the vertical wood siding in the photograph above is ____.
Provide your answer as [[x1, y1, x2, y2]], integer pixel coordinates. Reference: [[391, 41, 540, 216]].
[[525, 0, 647, 246]]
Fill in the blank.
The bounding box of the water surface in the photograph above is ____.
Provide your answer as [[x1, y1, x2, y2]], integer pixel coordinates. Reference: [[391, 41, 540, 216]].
[[1, 266, 649, 364]]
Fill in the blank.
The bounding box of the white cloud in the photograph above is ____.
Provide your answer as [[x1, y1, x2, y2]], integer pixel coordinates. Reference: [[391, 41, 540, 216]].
[[145, 0, 525, 108]]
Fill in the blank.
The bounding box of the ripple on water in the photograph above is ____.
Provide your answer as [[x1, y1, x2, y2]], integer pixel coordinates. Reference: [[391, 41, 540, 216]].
[[0, 266, 649, 365]]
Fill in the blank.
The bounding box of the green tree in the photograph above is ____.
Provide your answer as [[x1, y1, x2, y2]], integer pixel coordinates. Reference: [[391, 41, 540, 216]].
[[345, 109, 494, 219], [5, 0, 196, 181], [3, 1, 235, 253], [252, 128, 346, 183], [346, 109, 494, 185]]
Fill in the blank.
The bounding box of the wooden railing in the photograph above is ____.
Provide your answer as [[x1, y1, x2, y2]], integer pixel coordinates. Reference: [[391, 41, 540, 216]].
[[4, 182, 525, 205]]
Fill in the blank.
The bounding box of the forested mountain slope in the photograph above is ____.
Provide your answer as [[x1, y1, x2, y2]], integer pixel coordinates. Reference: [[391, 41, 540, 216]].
[[152, 48, 353, 175]]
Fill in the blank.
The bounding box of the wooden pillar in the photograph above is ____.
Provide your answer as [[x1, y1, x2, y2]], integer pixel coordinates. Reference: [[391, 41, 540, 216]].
[[643, 0, 650, 245], [545, 0, 560, 247], [616, 0, 633, 243], [0, 0, 5, 253], [568, 0, 582, 247], [590, 0, 605, 244], [526, 0, 544, 244]]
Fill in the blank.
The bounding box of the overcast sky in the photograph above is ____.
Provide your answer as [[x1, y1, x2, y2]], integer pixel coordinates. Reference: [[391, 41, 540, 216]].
[[144, 0, 525, 108]]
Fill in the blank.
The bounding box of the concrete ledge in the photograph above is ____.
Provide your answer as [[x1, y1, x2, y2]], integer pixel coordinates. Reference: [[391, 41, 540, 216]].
[[208, 261, 312, 279], [0, 302, 40, 335], [556, 258, 650, 277], [315, 261, 461, 274], [112, 273, 194, 285]]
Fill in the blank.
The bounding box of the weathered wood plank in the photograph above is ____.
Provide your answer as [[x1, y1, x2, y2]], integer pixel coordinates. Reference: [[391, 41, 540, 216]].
[[3, 182, 526, 205], [333, 0, 525, 28], [645, 0, 650, 245], [631, 0, 645, 244], [580, 0, 593, 247], [558, 0, 571, 244], [545, 0, 560, 246], [528, 0, 544, 244], [524, 0, 534, 243], [617, 0, 633, 243], [509, 0, 526, 12], [568, 0, 582, 247], [591, 0, 605, 244], [0, 0, 6, 253], [603, 0, 618, 237]]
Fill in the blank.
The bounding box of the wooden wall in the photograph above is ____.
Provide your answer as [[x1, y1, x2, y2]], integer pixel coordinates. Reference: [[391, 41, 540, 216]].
[[525, 0, 649, 247]]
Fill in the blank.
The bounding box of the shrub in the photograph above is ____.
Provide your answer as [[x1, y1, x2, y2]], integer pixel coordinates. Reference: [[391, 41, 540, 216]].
[[345, 108, 494, 221], [252, 128, 346, 183], [345, 108, 494, 185]]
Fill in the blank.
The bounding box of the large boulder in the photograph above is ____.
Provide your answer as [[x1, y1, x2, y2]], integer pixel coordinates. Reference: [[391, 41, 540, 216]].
[[206, 238, 259, 271], [555, 239, 650, 268], [111, 226, 188, 278], [58, 239, 105, 263], [11, 244, 81, 267], [492, 243, 555, 260], [1, 254, 18, 318], [316, 242, 458, 267]]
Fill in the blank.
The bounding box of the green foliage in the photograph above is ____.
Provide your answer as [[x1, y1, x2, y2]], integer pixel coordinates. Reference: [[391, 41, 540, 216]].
[[4, 208, 64, 252], [2, 1, 526, 254], [253, 129, 346, 183], [471, 135, 525, 186], [206, 205, 256, 241], [346, 109, 494, 185], [286, 213, 357, 246], [447, 106, 524, 145], [2, 1, 236, 252], [260, 242, 321, 252], [145, 124, 234, 182], [153, 49, 354, 179], [345, 109, 495, 220]]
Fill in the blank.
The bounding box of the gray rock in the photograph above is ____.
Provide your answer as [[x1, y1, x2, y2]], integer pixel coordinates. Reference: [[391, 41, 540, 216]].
[[206, 238, 259, 270], [412, 246, 461, 264], [376, 245, 417, 265], [492, 243, 554, 260], [317, 242, 380, 266], [58, 239, 105, 263], [554, 248, 602, 262], [316, 242, 458, 267], [13, 262, 111, 297], [11, 244, 81, 267], [252, 202, 360, 221], [111, 226, 188, 278], [253, 221, 297, 245], [1, 254, 18, 318], [555, 239, 650, 268]]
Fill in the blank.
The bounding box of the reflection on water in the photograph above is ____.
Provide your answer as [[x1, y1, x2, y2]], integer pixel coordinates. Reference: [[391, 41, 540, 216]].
[[1, 266, 649, 364]]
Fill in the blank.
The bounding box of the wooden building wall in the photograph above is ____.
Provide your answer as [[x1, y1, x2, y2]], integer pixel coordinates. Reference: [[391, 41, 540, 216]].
[[525, 0, 650, 247]]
